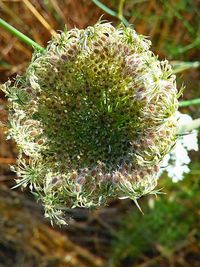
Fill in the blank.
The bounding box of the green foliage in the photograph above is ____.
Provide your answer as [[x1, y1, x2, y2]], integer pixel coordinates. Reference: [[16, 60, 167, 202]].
[[121, 0, 199, 60], [111, 165, 200, 265]]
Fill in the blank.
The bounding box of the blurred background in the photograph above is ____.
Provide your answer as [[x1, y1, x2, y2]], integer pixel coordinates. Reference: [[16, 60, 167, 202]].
[[0, 1, 200, 266]]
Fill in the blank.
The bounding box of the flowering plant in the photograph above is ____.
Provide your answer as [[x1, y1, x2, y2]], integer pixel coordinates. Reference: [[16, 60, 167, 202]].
[[1, 21, 180, 224]]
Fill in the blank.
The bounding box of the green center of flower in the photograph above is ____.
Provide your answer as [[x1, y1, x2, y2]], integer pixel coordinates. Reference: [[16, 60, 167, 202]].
[[36, 53, 143, 171]]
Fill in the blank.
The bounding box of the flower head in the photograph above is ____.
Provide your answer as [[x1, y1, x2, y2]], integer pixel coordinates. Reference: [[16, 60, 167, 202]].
[[2, 21, 179, 224]]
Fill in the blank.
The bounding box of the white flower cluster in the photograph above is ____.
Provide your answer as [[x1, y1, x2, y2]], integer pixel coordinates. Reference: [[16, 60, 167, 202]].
[[159, 112, 199, 182]]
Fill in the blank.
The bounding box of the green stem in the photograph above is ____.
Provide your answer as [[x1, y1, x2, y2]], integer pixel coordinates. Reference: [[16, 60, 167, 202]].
[[92, 0, 129, 26], [0, 18, 45, 51], [179, 98, 200, 107], [172, 61, 200, 74], [118, 0, 125, 19]]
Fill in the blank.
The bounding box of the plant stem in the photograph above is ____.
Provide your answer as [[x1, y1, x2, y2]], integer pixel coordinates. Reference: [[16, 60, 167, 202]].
[[172, 61, 200, 74], [118, 0, 125, 20], [0, 18, 45, 51], [179, 98, 200, 107], [92, 0, 129, 26]]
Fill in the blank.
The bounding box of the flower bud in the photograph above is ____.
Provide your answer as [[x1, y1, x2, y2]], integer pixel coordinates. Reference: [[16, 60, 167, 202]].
[[2, 21, 179, 224]]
